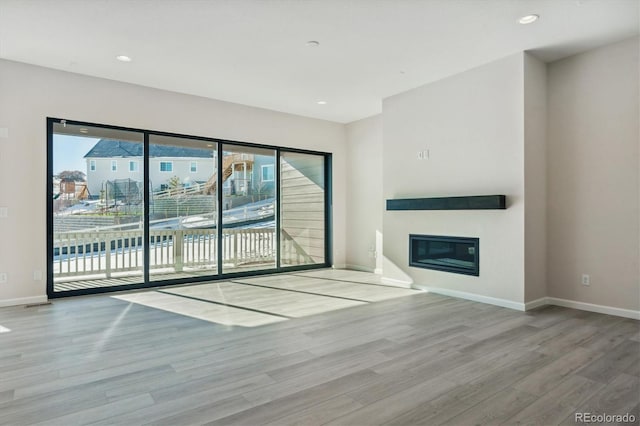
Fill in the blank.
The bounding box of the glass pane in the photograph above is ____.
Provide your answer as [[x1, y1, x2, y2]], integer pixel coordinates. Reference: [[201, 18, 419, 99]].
[[280, 152, 325, 266], [52, 123, 145, 292], [409, 235, 479, 276], [222, 144, 276, 273], [148, 135, 218, 281]]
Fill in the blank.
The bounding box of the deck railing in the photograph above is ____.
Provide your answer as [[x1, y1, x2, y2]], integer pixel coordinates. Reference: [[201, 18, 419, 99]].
[[53, 227, 309, 279]]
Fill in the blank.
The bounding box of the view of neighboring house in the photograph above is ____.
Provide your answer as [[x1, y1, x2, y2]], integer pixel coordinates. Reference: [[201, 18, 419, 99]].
[[83, 139, 215, 195], [83, 139, 277, 199]]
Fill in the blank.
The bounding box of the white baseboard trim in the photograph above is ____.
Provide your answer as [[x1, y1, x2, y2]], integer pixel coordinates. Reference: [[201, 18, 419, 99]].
[[417, 286, 526, 311], [545, 297, 640, 320], [344, 264, 376, 273], [332, 263, 347, 270], [0, 295, 48, 308], [381, 277, 413, 288], [410, 288, 640, 320], [524, 297, 549, 311]]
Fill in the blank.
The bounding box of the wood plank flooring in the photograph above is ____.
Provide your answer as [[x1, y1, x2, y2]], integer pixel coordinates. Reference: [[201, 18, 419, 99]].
[[112, 274, 420, 327], [0, 270, 638, 425]]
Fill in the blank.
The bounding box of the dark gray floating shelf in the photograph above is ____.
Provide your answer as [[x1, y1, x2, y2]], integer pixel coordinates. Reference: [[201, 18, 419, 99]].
[[386, 195, 506, 211]]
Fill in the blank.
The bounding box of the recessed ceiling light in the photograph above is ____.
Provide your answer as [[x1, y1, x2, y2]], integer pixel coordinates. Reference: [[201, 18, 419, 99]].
[[518, 14, 539, 24], [306, 41, 320, 47], [116, 55, 132, 62], [79, 128, 89, 134], [316, 100, 327, 105]]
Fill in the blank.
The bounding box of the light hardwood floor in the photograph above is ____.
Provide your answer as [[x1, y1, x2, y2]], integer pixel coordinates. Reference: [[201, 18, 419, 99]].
[[0, 270, 638, 425]]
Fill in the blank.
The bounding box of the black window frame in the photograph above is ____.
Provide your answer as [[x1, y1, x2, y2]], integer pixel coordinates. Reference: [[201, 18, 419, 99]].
[[47, 117, 333, 298]]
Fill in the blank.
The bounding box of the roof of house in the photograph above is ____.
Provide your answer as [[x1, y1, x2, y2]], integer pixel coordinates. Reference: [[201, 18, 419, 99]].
[[84, 139, 214, 158]]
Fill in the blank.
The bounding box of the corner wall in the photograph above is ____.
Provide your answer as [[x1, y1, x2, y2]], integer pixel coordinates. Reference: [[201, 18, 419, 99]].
[[547, 37, 640, 312], [0, 59, 346, 306], [345, 115, 383, 273], [524, 53, 548, 303]]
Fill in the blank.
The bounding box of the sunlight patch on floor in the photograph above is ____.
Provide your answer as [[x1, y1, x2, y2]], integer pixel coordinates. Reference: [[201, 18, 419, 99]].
[[112, 270, 421, 327], [113, 291, 286, 327], [163, 281, 365, 318]]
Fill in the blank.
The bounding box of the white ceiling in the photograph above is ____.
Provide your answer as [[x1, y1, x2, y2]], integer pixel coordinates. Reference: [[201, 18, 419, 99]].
[[0, 0, 637, 123]]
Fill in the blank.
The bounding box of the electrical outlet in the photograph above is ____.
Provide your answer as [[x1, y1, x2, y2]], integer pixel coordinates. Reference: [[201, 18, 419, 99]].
[[581, 274, 590, 286], [0, 273, 7, 284]]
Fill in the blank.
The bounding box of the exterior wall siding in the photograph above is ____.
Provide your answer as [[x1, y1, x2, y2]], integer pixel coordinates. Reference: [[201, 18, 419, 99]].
[[86, 157, 215, 194]]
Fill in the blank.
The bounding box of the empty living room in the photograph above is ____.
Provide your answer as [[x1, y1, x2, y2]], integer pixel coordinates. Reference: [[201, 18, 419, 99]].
[[0, 0, 638, 425]]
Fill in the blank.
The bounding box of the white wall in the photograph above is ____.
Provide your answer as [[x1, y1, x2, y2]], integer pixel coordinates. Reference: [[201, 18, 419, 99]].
[[345, 115, 383, 273], [382, 54, 527, 305], [0, 59, 346, 306], [547, 37, 639, 312], [523, 53, 548, 303]]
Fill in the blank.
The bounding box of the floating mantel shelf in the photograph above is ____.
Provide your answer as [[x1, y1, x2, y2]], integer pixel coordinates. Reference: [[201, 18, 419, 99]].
[[386, 195, 506, 211]]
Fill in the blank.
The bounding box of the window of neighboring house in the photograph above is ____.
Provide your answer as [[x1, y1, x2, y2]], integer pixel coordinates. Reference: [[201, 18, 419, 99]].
[[190, 161, 197, 173], [89, 160, 96, 171], [111, 160, 117, 172], [261, 164, 275, 182], [160, 161, 173, 172], [129, 161, 139, 172]]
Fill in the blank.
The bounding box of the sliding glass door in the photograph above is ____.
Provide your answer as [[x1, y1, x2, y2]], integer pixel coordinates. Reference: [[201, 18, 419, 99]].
[[48, 118, 331, 297], [280, 151, 326, 266], [148, 135, 218, 281], [222, 144, 277, 274], [50, 122, 145, 292]]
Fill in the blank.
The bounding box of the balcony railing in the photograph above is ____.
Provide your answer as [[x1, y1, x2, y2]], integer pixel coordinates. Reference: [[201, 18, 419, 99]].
[[53, 226, 312, 280]]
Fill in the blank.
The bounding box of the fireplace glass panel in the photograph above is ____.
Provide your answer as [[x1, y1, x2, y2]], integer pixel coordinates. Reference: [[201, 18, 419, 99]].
[[409, 235, 479, 276]]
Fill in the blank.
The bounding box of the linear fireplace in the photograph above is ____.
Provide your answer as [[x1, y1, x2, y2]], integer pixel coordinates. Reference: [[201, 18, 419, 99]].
[[409, 234, 479, 276]]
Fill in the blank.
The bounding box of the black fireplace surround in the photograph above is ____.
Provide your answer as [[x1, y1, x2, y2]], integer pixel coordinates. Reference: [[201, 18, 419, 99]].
[[409, 234, 479, 276]]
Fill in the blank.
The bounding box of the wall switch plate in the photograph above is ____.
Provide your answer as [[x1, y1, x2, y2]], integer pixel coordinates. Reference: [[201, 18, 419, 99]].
[[0, 273, 7, 284], [33, 270, 42, 281], [581, 274, 590, 286], [0, 207, 7, 218]]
